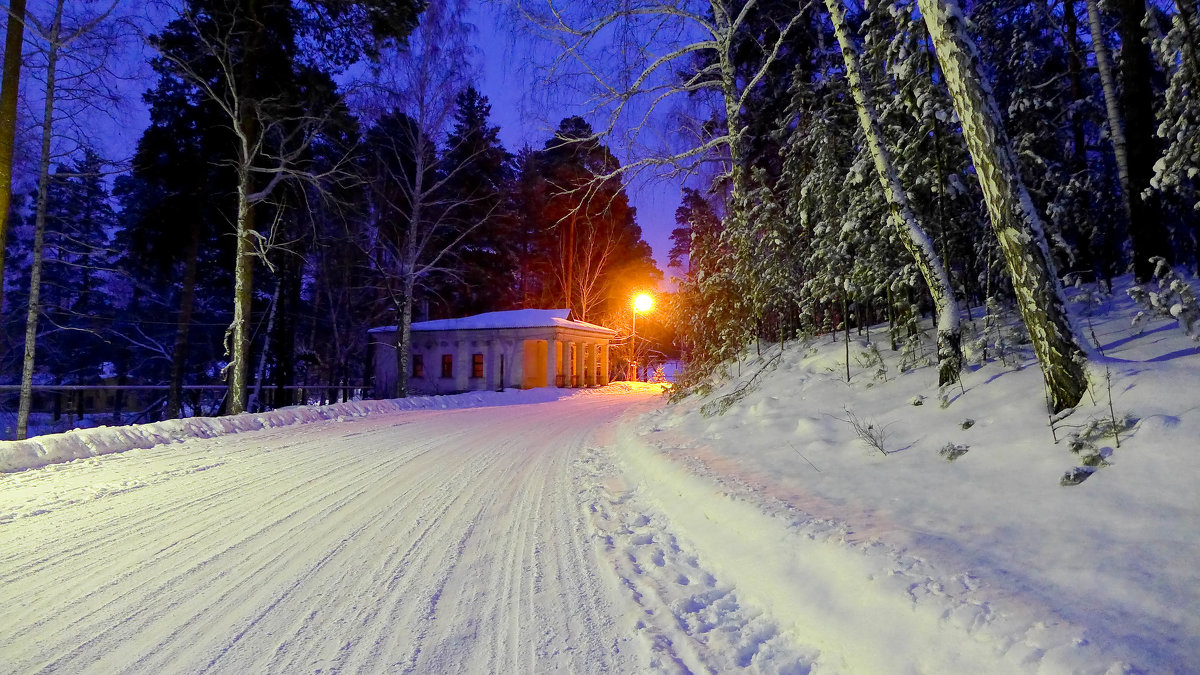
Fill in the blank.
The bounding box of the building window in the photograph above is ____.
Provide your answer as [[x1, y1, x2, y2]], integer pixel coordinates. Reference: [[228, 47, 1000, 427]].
[[412, 354, 424, 378], [472, 353, 484, 378], [441, 354, 453, 378]]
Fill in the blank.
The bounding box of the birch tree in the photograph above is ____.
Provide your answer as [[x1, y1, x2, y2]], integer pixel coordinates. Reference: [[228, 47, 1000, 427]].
[[824, 0, 963, 385], [916, 0, 1089, 412], [358, 0, 492, 397], [14, 0, 125, 439], [1085, 0, 1133, 230], [14, 0, 64, 440]]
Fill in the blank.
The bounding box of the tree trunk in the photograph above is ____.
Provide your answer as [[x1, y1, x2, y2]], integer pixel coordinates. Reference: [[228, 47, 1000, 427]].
[[166, 224, 201, 419], [565, 211, 575, 312], [918, 0, 1088, 412], [16, 0, 62, 440], [1064, 0, 1103, 277], [825, 0, 964, 386], [1112, 0, 1171, 279], [1085, 0, 1133, 232], [843, 295, 851, 383], [0, 0, 27, 313], [223, 0, 263, 416], [392, 144, 427, 399], [393, 278, 414, 398], [251, 277, 281, 411], [225, 185, 255, 414], [272, 262, 299, 407]]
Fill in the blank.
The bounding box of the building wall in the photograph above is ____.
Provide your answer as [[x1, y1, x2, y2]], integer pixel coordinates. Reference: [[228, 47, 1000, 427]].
[[369, 326, 611, 397]]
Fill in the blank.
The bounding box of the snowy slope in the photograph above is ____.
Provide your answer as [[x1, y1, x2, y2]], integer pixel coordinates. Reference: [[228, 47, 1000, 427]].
[[625, 279, 1199, 672]]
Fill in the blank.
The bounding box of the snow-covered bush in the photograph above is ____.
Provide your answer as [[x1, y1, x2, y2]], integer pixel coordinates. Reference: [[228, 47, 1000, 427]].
[[939, 443, 969, 461], [1127, 257, 1200, 340]]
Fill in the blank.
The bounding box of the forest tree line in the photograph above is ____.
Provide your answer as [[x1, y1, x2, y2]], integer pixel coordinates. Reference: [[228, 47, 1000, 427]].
[[0, 0, 660, 439], [520, 0, 1198, 410]]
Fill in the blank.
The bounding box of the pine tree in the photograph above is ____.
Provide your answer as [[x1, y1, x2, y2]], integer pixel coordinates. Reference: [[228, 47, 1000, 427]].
[[1150, 0, 1200, 224], [437, 87, 516, 314], [534, 117, 658, 323], [1112, 0, 1172, 279], [972, 0, 1115, 279], [39, 150, 117, 384]]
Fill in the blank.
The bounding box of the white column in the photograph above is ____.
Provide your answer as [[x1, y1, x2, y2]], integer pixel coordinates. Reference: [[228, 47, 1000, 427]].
[[599, 343, 609, 385], [574, 342, 585, 387], [563, 341, 574, 387], [486, 340, 498, 391], [547, 338, 559, 387], [582, 342, 592, 386]]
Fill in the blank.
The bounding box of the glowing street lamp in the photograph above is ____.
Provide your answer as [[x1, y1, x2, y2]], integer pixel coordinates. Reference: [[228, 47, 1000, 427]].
[[631, 292, 654, 380]]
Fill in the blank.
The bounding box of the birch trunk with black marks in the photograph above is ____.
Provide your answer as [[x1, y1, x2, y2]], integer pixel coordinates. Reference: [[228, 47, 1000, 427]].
[[16, 0, 63, 440], [1085, 0, 1133, 228], [917, 0, 1089, 412], [825, 0, 964, 386], [392, 207, 422, 400]]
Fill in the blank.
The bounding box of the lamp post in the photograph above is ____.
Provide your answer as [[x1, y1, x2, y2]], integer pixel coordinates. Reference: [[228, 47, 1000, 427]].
[[631, 292, 653, 380]]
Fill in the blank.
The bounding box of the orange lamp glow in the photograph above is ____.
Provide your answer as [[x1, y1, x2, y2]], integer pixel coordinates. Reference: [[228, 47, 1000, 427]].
[[633, 293, 654, 313]]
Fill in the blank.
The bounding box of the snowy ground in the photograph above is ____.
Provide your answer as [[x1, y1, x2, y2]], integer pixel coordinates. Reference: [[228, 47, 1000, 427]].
[[2, 279, 1197, 673]]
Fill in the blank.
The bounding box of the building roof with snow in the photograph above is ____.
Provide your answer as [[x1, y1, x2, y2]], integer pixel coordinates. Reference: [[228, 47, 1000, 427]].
[[369, 309, 615, 336]]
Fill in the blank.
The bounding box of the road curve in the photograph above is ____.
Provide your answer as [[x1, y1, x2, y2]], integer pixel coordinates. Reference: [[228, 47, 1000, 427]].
[[0, 389, 662, 673]]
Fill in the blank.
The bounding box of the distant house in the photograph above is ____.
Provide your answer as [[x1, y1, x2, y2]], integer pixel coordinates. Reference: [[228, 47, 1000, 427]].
[[368, 309, 617, 396]]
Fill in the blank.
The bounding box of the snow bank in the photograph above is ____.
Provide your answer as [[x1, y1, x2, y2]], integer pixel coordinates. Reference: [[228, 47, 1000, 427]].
[[0, 387, 577, 474], [627, 274, 1199, 672]]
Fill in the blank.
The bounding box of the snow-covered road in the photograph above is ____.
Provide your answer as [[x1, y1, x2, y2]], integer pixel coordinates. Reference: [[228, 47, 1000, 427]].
[[2, 389, 682, 673], [2, 379, 1148, 673]]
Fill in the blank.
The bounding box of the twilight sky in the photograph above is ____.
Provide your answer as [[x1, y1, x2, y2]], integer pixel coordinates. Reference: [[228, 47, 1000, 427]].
[[467, 3, 685, 281], [9, 1, 685, 280]]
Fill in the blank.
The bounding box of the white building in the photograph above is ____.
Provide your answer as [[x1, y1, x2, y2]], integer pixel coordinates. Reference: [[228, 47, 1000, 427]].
[[369, 309, 617, 396]]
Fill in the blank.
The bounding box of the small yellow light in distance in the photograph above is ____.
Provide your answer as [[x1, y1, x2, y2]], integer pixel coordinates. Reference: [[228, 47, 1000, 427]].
[[633, 293, 654, 313]]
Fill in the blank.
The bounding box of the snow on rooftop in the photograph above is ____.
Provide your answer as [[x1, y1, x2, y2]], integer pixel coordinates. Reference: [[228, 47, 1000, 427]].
[[369, 308, 615, 335]]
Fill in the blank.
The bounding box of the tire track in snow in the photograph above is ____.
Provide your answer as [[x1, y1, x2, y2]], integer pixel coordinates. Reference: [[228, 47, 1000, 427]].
[[13, 421, 478, 672], [0, 391, 667, 673]]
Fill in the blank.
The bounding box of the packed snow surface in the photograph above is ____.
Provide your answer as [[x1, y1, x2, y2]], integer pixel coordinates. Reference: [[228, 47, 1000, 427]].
[[2, 279, 1197, 673]]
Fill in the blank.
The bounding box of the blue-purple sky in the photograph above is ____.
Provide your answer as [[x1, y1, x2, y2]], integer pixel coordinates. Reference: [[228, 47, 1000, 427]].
[[467, 4, 684, 280], [9, 1, 685, 279]]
